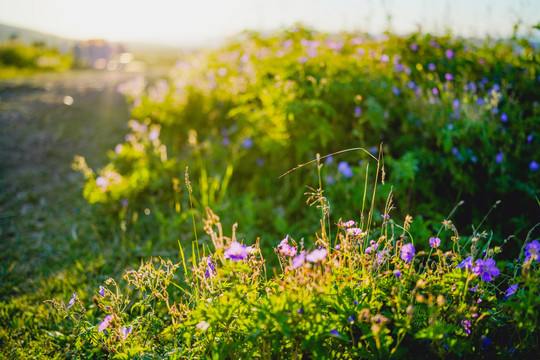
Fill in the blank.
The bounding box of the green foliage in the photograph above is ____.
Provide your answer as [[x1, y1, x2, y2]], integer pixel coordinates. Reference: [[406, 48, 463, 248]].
[[76, 26, 540, 255], [0, 40, 72, 79], [47, 196, 540, 358]]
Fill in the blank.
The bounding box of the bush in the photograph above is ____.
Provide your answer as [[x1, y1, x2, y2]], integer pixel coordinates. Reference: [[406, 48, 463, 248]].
[[76, 27, 540, 256]]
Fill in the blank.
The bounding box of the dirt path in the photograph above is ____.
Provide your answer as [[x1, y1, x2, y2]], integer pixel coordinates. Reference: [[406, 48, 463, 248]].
[[0, 70, 145, 297]]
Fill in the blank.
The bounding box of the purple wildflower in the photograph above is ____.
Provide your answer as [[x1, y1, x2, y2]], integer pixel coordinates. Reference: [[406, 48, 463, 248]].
[[242, 138, 254, 149], [495, 152, 504, 164], [96, 176, 108, 188], [98, 315, 113, 332], [461, 319, 471, 336], [205, 256, 215, 278], [472, 258, 500, 282], [365, 242, 379, 254], [306, 248, 328, 263], [291, 251, 306, 269], [381, 214, 390, 220], [481, 336, 491, 350], [432, 87, 439, 96], [121, 325, 133, 339], [330, 329, 341, 337], [380, 54, 390, 63], [298, 55, 308, 63], [505, 284, 518, 298], [354, 106, 362, 116], [278, 235, 297, 257], [457, 256, 473, 270], [445, 73, 454, 81], [527, 134, 533, 143], [409, 43, 419, 51], [342, 220, 355, 227], [530, 161, 539, 171], [427, 63, 436, 71], [401, 243, 415, 263], [348, 315, 355, 323], [325, 155, 334, 164], [224, 241, 248, 261], [429, 237, 441, 248], [99, 286, 105, 297], [394, 270, 402, 278], [392, 86, 400, 96], [338, 161, 353, 178], [501, 113, 508, 123], [524, 240, 540, 262], [346, 227, 363, 236], [67, 293, 77, 308], [445, 49, 454, 59]]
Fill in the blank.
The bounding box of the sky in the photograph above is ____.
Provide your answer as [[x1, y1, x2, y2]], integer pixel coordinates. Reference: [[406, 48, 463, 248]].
[[0, 0, 538, 46]]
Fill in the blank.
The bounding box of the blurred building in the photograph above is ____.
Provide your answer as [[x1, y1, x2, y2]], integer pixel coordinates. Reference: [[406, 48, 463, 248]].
[[73, 39, 132, 70]]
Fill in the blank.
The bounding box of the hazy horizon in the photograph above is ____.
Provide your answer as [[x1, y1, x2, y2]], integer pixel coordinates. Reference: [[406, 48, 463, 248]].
[[1, 0, 539, 47]]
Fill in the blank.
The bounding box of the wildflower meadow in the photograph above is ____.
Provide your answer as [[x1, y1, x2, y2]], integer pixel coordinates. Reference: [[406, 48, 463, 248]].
[[1, 25, 540, 359]]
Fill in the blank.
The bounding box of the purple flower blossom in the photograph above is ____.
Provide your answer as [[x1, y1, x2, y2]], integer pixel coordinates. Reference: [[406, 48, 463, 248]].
[[495, 152, 504, 164], [96, 176, 108, 188], [429, 237, 441, 248], [365, 242, 379, 254], [330, 329, 341, 337], [67, 293, 77, 308], [394, 270, 402, 278], [224, 241, 248, 261], [99, 286, 105, 297], [527, 134, 533, 143], [407, 81, 416, 89], [148, 129, 159, 141], [477, 98, 484, 105], [481, 336, 491, 350], [306, 248, 328, 263], [121, 325, 133, 339], [325, 155, 333, 164], [242, 138, 254, 149], [401, 243, 415, 263], [277, 235, 297, 257], [342, 220, 355, 227], [381, 214, 390, 220], [354, 106, 362, 116], [445, 73, 454, 81], [525, 240, 540, 262], [445, 49, 454, 59], [505, 284, 518, 298], [298, 56, 308, 64], [348, 315, 355, 323], [472, 258, 500, 282], [427, 63, 436, 71], [409, 43, 419, 51], [338, 161, 353, 178], [291, 251, 306, 269], [370, 146, 378, 154], [432, 87, 439, 96], [392, 86, 400, 96], [346, 227, 363, 236], [98, 315, 113, 332], [380, 54, 390, 63], [457, 256, 473, 270], [530, 161, 539, 171], [461, 319, 471, 336], [501, 113, 508, 123], [205, 256, 215, 278]]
